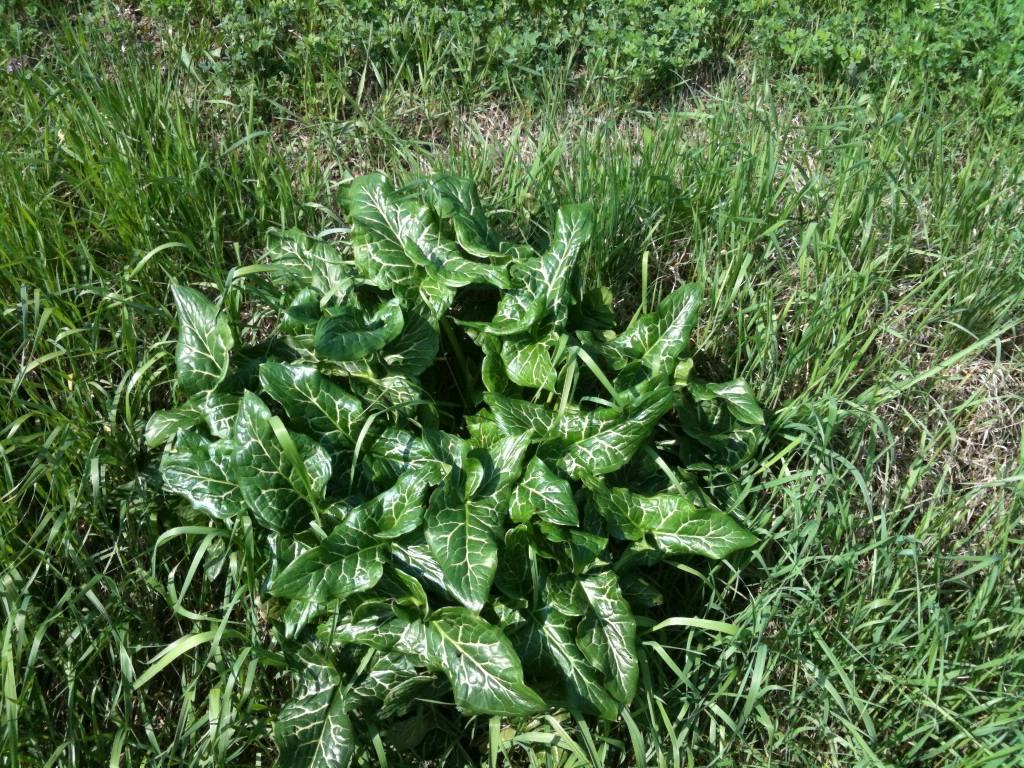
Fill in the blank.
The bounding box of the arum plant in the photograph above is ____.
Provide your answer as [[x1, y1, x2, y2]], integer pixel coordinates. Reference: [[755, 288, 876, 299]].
[[147, 173, 764, 767]]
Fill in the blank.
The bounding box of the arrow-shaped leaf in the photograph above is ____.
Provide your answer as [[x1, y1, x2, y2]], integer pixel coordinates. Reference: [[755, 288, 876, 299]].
[[604, 284, 701, 374], [315, 298, 404, 362], [259, 363, 364, 448], [558, 388, 675, 477], [271, 518, 385, 603], [424, 473, 499, 613], [486, 204, 593, 335], [579, 571, 638, 704], [590, 484, 757, 559], [267, 228, 352, 296], [275, 655, 356, 768], [426, 607, 545, 716], [541, 609, 619, 719], [510, 456, 578, 527], [171, 284, 233, 396], [501, 337, 556, 390], [234, 391, 330, 532], [159, 433, 245, 520], [362, 467, 430, 539]]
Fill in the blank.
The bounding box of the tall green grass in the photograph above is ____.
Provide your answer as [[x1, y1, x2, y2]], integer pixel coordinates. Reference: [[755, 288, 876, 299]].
[[2, 17, 1022, 768]]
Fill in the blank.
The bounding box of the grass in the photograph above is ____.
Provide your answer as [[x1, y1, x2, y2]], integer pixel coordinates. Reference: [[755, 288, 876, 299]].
[[2, 7, 1023, 768]]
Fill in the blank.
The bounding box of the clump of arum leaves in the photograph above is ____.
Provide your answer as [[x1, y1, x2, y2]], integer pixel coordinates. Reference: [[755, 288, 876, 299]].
[[147, 173, 764, 767]]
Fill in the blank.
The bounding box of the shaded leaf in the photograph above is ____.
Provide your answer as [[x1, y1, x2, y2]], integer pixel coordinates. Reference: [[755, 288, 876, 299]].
[[493, 525, 533, 599], [486, 204, 593, 334], [160, 434, 245, 520], [380, 307, 440, 376], [541, 610, 619, 719], [233, 392, 329, 532], [315, 298, 404, 362]]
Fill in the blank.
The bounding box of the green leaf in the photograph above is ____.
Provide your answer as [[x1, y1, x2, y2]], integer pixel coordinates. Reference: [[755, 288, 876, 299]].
[[488, 285, 546, 336], [379, 307, 440, 376], [424, 471, 499, 613], [493, 525, 533, 599], [539, 204, 594, 327], [591, 485, 757, 559], [422, 175, 505, 260], [436, 253, 509, 289], [233, 392, 329, 532], [510, 457, 578, 527], [425, 607, 545, 716], [604, 284, 701, 374], [485, 204, 593, 335], [159, 434, 245, 520], [481, 341, 513, 394], [349, 652, 420, 708], [348, 173, 434, 288], [703, 379, 765, 426], [348, 174, 508, 292], [484, 393, 555, 439], [541, 610, 619, 719], [546, 576, 587, 617], [315, 298, 404, 362], [267, 228, 352, 296], [569, 530, 607, 573], [275, 656, 356, 768], [579, 571, 638, 704], [416, 275, 456, 320], [270, 521, 385, 603], [501, 337, 556, 390], [316, 601, 410, 652], [364, 467, 429, 539], [558, 388, 675, 478], [201, 392, 240, 438], [569, 285, 616, 332], [145, 402, 204, 447], [259, 363, 363, 448], [282, 287, 323, 333], [362, 428, 449, 487], [483, 431, 532, 497], [171, 284, 233, 396], [350, 374, 427, 417]]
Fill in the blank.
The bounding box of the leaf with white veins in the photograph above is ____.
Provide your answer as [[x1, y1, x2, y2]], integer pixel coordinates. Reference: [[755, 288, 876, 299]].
[[510, 457, 578, 526], [426, 607, 545, 716], [580, 570, 638, 704], [171, 284, 233, 396], [259, 363, 363, 448], [591, 484, 757, 559], [233, 392, 330, 532], [424, 472, 499, 612], [275, 654, 355, 768]]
